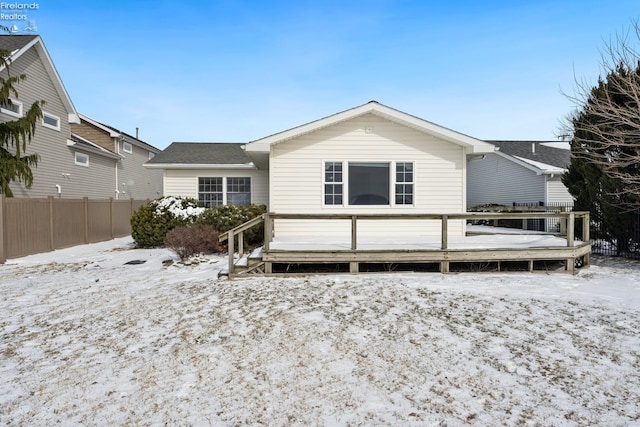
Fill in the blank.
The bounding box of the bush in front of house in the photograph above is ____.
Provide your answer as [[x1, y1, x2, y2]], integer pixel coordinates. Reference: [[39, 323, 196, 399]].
[[164, 224, 222, 261], [197, 204, 267, 249], [131, 196, 206, 247]]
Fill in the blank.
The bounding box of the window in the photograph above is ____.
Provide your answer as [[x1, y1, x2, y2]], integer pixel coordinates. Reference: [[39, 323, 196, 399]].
[[198, 177, 252, 207], [349, 162, 390, 205], [395, 162, 414, 205], [42, 112, 60, 131], [199, 177, 223, 207], [227, 177, 251, 205], [75, 152, 89, 167], [148, 152, 155, 160], [122, 141, 133, 153], [1, 98, 22, 117], [324, 162, 343, 205]]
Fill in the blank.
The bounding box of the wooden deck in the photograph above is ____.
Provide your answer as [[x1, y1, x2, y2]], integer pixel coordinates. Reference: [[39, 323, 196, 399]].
[[220, 212, 591, 276]]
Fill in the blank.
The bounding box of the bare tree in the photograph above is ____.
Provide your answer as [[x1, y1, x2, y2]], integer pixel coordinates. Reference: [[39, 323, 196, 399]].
[[562, 20, 640, 210]]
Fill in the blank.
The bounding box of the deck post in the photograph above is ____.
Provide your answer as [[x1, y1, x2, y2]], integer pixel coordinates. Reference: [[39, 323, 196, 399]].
[[567, 212, 575, 247], [227, 231, 235, 275], [264, 213, 272, 251], [582, 212, 590, 266], [351, 215, 357, 250], [350, 262, 359, 273], [238, 232, 244, 258], [441, 215, 448, 250], [440, 260, 450, 273]]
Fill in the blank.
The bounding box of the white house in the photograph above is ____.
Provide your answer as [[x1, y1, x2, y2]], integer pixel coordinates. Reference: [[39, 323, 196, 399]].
[[147, 101, 496, 238], [466, 140, 574, 209]]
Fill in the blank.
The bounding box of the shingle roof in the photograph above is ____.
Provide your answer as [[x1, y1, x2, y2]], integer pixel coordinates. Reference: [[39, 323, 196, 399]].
[[487, 140, 570, 170], [146, 142, 252, 165], [0, 35, 38, 52]]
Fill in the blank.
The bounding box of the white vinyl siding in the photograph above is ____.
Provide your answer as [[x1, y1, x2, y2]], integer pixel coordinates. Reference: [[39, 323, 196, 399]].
[[116, 139, 163, 199], [270, 113, 465, 237], [164, 169, 268, 206]]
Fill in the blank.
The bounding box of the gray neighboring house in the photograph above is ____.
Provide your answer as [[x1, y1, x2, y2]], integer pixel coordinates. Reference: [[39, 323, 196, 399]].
[[467, 140, 574, 208], [0, 35, 162, 199], [144, 142, 269, 206]]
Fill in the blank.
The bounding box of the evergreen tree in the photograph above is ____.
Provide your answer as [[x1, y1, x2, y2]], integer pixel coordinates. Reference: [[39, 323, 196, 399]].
[[562, 24, 640, 255], [0, 34, 44, 197]]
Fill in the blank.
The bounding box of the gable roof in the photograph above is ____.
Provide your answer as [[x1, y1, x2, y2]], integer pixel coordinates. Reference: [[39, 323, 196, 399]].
[[0, 35, 79, 124], [244, 101, 496, 154], [145, 142, 255, 169], [78, 113, 160, 153], [488, 140, 570, 175]]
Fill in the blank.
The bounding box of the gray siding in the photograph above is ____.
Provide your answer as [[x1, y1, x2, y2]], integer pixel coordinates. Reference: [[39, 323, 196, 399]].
[[467, 153, 546, 208], [0, 47, 112, 198], [117, 136, 163, 200]]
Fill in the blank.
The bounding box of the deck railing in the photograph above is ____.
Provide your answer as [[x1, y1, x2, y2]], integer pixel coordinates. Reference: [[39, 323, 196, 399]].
[[220, 211, 590, 275]]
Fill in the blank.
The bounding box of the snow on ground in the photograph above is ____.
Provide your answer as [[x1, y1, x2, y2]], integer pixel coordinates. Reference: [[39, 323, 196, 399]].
[[1, 237, 639, 426]]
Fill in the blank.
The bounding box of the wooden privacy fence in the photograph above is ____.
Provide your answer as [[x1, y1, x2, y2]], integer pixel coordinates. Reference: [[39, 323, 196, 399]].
[[0, 196, 148, 264]]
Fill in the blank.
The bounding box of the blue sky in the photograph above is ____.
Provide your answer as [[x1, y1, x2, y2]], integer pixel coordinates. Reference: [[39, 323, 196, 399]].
[[7, 0, 640, 149]]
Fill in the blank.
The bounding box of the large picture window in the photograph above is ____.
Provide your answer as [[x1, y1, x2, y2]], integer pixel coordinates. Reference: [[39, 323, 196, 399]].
[[349, 162, 390, 205], [324, 162, 343, 205]]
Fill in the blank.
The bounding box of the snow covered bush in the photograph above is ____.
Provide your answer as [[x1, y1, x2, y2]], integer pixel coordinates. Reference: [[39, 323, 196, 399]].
[[131, 197, 205, 248], [197, 204, 266, 249]]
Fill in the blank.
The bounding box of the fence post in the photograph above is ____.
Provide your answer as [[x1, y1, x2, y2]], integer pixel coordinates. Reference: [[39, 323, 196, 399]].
[[0, 195, 6, 264], [110, 197, 114, 239], [48, 196, 55, 251], [84, 197, 89, 244]]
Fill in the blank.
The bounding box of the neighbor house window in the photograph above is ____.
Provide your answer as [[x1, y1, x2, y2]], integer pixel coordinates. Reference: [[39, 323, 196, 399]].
[[199, 177, 223, 207], [227, 177, 251, 205], [75, 152, 89, 167], [122, 141, 133, 153], [324, 162, 343, 205], [395, 162, 414, 205], [42, 112, 60, 131], [1, 98, 22, 117], [349, 162, 390, 205], [148, 152, 155, 160]]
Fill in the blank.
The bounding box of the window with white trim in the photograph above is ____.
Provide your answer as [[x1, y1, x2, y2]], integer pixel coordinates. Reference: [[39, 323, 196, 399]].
[[75, 152, 89, 167], [148, 152, 155, 160], [227, 177, 251, 205], [395, 162, 414, 205], [1, 98, 23, 117], [349, 162, 390, 205], [199, 177, 223, 207], [323, 162, 343, 205], [42, 112, 61, 131], [122, 141, 133, 153], [322, 161, 415, 206]]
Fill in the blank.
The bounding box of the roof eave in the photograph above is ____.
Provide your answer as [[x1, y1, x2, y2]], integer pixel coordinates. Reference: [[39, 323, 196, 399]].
[[244, 101, 496, 154], [144, 163, 256, 170]]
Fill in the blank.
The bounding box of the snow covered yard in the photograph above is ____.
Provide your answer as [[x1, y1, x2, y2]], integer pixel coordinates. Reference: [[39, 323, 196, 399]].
[[1, 237, 639, 426]]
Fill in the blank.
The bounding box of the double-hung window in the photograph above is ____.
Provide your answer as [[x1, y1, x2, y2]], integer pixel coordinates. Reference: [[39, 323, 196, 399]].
[[395, 162, 414, 205], [324, 162, 343, 205], [227, 177, 251, 205], [199, 177, 223, 207]]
